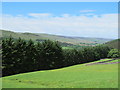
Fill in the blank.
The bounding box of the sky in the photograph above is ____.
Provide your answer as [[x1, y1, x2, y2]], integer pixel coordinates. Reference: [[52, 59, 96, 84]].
[[1, 2, 118, 39]]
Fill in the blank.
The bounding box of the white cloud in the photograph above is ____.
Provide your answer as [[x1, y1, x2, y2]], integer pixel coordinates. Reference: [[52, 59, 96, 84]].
[[1, 13, 118, 39], [80, 10, 96, 13], [28, 13, 52, 18]]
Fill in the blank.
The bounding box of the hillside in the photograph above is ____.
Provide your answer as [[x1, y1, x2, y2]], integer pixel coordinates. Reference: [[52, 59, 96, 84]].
[[105, 39, 120, 49], [2, 59, 119, 88], [0, 30, 112, 46]]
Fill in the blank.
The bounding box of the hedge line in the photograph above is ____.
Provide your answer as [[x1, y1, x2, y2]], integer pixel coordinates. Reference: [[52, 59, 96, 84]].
[[2, 37, 111, 76]]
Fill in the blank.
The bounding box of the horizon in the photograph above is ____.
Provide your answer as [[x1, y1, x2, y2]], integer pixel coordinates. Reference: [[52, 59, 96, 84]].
[[1, 2, 118, 39], [1, 29, 115, 39]]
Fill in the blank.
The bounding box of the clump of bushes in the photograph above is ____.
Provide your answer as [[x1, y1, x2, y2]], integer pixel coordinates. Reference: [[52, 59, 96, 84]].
[[2, 37, 111, 76], [107, 49, 120, 58]]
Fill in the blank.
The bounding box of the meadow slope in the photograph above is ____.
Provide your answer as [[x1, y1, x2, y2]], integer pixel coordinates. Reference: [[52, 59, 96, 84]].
[[2, 59, 118, 88], [1, 30, 112, 45]]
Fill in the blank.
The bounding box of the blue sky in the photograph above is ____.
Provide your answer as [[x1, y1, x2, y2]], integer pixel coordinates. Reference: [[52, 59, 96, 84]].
[[1, 2, 118, 39], [3, 2, 118, 16]]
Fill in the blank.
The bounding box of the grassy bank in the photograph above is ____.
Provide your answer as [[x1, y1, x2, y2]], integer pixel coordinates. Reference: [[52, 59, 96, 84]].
[[2, 59, 118, 88]]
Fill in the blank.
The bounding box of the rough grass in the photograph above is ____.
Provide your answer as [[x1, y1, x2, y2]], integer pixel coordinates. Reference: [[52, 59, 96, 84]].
[[0, 78, 2, 90], [1, 30, 111, 46], [62, 47, 73, 49], [86, 59, 119, 64], [2, 59, 118, 88]]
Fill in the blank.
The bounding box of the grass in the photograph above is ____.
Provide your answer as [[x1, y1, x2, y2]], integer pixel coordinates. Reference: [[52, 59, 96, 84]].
[[1, 30, 111, 46], [88, 58, 118, 63], [2, 59, 118, 88], [62, 47, 73, 49], [0, 78, 2, 90]]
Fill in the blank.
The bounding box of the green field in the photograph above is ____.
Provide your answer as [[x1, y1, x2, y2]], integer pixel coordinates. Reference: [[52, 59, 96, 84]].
[[1, 30, 112, 46], [62, 47, 73, 49], [2, 59, 118, 88], [87, 59, 118, 63]]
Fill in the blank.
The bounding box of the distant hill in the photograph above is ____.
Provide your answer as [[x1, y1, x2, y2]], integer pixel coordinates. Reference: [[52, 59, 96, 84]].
[[0, 29, 113, 46], [105, 39, 120, 49]]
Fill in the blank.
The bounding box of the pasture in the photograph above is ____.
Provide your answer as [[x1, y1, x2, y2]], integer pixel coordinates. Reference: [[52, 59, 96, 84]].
[[2, 59, 119, 88]]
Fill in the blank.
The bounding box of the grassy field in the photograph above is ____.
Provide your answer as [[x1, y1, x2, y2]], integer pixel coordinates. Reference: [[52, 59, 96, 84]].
[[1, 30, 112, 46], [2, 59, 118, 88], [62, 47, 74, 49], [87, 58, 118, 63]]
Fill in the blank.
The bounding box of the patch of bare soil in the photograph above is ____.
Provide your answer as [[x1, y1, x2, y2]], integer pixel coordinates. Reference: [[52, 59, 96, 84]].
[[85, 59, 119, 66]]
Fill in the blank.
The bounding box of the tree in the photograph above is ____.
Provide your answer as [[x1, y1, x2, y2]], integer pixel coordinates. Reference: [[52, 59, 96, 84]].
[[34, 42, 43, 70], [12, 38, 27, 73], [93, 45, 111, 59], [2, 37, 16, 76], [22, 39, 36, 71], [40, 40, 63, 69], [107, 49, 120, 58]]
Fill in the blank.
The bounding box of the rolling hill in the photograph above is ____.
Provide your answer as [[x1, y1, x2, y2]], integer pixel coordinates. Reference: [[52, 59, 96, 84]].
[[105, 39, 120, 49], [0, 30, 112, 47]]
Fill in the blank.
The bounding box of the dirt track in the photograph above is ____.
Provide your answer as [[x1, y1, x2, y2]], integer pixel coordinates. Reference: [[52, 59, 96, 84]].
[[85, 59, 119, 66]]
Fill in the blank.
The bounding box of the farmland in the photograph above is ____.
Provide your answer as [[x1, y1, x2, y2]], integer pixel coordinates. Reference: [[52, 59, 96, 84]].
[[2, 59, 119, 88], [1, 30, 119, 88], [1, 2, 119, 89], [0, 30, 112, 47]]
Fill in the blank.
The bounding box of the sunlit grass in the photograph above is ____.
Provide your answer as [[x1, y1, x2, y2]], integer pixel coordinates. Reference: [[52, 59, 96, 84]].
[[2, 59, 118, 88]]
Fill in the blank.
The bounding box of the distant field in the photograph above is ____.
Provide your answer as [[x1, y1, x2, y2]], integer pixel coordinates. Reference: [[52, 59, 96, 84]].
[[1, 30, 112, 46], [62, 47, 73, 49], [2, 59, 119, 88], [62, 45, 90, 49], [105, 39, 120, 49]]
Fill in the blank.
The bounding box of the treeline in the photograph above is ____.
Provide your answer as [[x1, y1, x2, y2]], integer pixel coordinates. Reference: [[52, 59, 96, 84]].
[[2, 37, 112, 76]]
